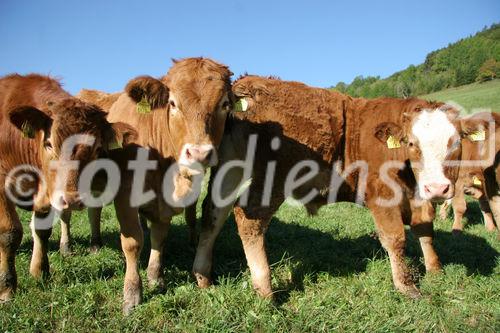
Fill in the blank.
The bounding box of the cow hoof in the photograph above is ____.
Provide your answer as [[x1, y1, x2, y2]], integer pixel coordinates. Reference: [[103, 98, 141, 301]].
[[194, 273, 212, 288], [0, 289, 14, 303], [89, 244, 102, 254], [256, 288, 274, 300], [485, 223, 497, 232], [122, 302, 136, 316], [147, 278, 165, 292], [29, 263, 49, 279], [60, 243, 72, 256], [400, 285, 422, 299], [122, 293, 141, 316]]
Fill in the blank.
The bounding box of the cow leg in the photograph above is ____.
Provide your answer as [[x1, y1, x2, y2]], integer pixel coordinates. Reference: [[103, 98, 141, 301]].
[[0, 195, 23, 302], [483, 168, 500, 233], [59, 210, 72, 256], [147, 218, 171, 289], [478, 196, 496, 231], [29, 212, 54, 278], [192, 165, 243, 288], [185, 203, 198, 248], [438, 200, 450, 220], [370, 207, 420, 298], [193, 197, 234, 288], [115, 192, 143, 315], [88, 207, 103, 253], [234, 205, 274, 298], [450, 192, 467, 232], [409, 202, 441, 273], [487, 196, 500, 231]]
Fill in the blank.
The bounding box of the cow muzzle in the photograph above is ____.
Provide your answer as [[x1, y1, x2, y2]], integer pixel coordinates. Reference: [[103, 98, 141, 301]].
[[421, 182, 454, 201], [179, 144, 218, 168], [52, 191, 85, 211]]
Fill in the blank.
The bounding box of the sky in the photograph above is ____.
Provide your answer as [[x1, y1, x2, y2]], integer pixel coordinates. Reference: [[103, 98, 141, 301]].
[[0, 0, 498, 94]]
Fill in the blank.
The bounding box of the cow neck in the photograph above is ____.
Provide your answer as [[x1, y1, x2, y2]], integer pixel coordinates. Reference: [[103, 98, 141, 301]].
[[148, 105, 179, 161]]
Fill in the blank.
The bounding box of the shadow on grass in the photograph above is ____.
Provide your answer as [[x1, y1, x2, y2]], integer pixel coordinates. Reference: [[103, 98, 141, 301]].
[[17, 210, 498, 302]]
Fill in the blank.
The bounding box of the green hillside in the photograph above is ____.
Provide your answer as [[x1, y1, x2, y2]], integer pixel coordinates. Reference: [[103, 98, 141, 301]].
[[332, 23, 500, 99], [420, 79, 500, 113]]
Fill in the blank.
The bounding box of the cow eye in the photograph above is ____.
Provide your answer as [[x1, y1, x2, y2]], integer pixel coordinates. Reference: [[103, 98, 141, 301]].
[[222, 101, 230, 110], [169, 100, 176, 108], [44, 140, 53, 150]]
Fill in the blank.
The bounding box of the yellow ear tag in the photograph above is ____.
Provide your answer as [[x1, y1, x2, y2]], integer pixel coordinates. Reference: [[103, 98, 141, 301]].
[[472, 176, 482, 186], [136, 96, 152, 114], [21, 121, 35, 138], [386, 135, 401, 149], [107, 139, 123, 150], [469, 130, 485, 141], [233, 98, 248, 112]]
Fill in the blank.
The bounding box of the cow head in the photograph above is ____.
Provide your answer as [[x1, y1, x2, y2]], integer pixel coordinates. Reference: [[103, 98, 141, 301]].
[[9, 99, 137, 212], [125, 57, 233, 173], [375, 101, 463, 202]]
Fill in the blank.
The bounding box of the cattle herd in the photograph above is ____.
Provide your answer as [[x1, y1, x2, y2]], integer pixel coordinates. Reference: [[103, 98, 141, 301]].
[[0, 58, 498, 315]]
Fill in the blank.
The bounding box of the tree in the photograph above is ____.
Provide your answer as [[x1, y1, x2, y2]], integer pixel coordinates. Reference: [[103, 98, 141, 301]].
[[476, 59, 500, 82]]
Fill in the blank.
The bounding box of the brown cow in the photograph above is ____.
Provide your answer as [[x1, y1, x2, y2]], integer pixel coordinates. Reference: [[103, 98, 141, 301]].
[[192, 75, 470, 299], [78, 57, 233, 314], [0, 74, 136, 302], [46, 89, 123, 255], [439, 112, 500, 233]]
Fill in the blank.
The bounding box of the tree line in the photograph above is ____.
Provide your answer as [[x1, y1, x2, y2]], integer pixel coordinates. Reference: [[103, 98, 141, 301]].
[[332, 23, 500, 98]]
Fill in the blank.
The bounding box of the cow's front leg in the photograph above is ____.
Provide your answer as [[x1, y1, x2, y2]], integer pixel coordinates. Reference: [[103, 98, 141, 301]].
[[410, 201, 441, 273], [478, 196, 497, 231], [185, 203, 198, 248], [370, 206, 421, 298], [115, 194, 143, 315], [59, 210, 72, 256], [193, 164, 243, 288], [450, 192, 467, 232], [88, 207, 103, 253], [147, 218, 171, 289], [30, 212, 54, 278], [234, 206, 273, 299], [0, 195, 23, 302]]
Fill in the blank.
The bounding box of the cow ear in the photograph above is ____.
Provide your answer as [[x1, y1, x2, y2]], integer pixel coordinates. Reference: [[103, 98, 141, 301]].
[[9, 106, 52, 139], [460, 118, 488, 142], [125, 76, 169, 109], [439, 103, 460, 121], [374, 122, 405, 148], [105, 122, 138, 150]]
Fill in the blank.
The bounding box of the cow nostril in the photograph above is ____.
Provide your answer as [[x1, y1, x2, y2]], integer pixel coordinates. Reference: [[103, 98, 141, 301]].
[[205, 149, 213, 162], [424, 185, 431, 194], [59, 196, 68, 209], [442, 184, 450, 194], [185, 148, 192, 159]]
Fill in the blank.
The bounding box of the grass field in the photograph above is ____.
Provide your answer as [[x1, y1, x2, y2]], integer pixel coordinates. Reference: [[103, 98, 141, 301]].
[[1, 198, 499, 332], [420, 79, 500, 114], [2, 81, 500, 332]]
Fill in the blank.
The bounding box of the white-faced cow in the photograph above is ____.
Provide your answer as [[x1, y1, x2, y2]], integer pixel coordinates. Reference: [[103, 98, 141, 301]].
[[439, 112, 500, 233], [192, 75, 468, 299]]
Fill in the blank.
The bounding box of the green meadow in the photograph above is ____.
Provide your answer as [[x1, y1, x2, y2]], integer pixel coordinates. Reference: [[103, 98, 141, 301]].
[[1, 82, 500, 332]]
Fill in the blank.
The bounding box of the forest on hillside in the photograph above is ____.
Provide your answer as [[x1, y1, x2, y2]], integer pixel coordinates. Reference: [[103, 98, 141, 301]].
[[332, 23, 500, 98]]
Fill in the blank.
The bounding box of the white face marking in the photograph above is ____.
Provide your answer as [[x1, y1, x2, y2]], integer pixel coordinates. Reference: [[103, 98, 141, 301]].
[[411, 109, 457, 198]]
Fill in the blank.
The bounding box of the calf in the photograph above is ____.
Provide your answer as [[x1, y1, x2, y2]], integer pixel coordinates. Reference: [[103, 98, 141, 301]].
[[80, 57, 233, 314], [0, 74, 136, 302], [193, 75, 467, 299], [439, 112, 500, 232]]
